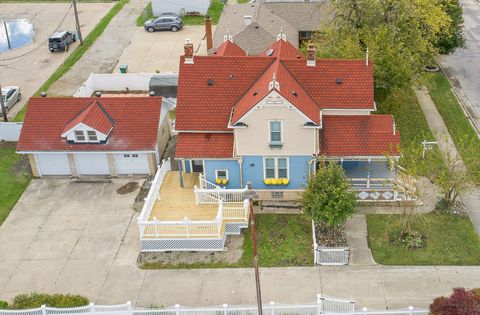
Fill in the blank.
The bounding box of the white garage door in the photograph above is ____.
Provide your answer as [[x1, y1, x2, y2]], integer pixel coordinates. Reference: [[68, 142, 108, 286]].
[[75, 153, 110, 175], [36, 153, 71, 176], [114, 153, 149, 175]]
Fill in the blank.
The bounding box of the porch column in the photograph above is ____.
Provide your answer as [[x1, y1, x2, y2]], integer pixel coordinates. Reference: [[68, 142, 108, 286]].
[[178, 160, 184, 188]]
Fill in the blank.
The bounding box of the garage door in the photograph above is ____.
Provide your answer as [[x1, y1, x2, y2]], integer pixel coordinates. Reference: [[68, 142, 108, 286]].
[[75, 153, 110, 175], [113, 153, 150, 175], [36, 153, 71, 176]]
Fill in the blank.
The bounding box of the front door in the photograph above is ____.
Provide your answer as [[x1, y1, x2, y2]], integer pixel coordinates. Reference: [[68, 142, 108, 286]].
[[191, 160, 203, 172]]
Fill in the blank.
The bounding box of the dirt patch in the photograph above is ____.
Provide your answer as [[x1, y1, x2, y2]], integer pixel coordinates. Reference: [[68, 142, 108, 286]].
[[11, 153, 32, 177], [137, 235, 244, 268], [116, 182, 139, 195], [133, 177, 152, 211], [315, 222, 348, 247], [0, 141, 17, 149]]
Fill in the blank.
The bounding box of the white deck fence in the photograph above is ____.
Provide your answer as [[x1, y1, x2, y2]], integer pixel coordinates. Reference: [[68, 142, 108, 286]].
[[0, 122, 22, 141], [194, 174, 248, 205], [312, 221, 349, 266], [0, 298, 428, 315]]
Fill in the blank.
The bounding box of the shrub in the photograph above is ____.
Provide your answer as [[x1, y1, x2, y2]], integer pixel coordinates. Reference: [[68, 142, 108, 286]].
[[430, 288, 480, 314], [0, 301, 8, 309], [389, 230, 426, 249], [9, 293, 89, 309]]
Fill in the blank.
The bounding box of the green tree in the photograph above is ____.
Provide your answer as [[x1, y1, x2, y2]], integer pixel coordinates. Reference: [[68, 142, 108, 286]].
[[300, 161, 356, 229], [436, 0, 466, 55], [314, 0, 451, 90]]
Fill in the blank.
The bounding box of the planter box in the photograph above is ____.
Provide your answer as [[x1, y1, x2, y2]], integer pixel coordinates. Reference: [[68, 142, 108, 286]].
[[312, 221, 349, 265]]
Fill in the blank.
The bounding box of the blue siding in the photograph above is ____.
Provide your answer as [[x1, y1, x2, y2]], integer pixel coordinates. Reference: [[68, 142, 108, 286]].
[[242, 156, 310, 190], [204, 160, 241, 189]]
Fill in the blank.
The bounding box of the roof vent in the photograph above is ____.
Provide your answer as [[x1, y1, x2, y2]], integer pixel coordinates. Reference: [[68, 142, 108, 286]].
[[304, 122, 317, 127], [95, 91, 102, 97], [336, 78, 343, 85], [229, 74, 235, 80], [253, 91, 258, 96], [40, 92, 47, 97], [292, 90, 297, 97], [266, 49, 274, 56], [149, 91, 156, 97], [207, 79, 214, 86], [296, 55, 301, 59]]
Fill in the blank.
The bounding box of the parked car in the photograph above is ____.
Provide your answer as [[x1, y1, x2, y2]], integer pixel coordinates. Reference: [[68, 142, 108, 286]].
[[1, 86, 21, 111], [48, 31, 76, 52], [144, 15, 184, 32]]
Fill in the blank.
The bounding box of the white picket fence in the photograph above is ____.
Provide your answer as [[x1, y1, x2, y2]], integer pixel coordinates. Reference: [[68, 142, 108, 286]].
[[0, 122, 22, 141], [0, 298, 428, 315], [312, 221, 349, 266], [194, 174, 248, 205]]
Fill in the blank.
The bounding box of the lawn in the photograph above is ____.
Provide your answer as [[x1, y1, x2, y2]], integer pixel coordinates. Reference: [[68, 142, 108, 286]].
[[141, 214, 314, 269], [367, 212, 480, 265], [375, 88, 445, 178], [14, 0, 129, 121], [136, 0, 224, 27], [425, 72, 480, 183], [0, 143, 32, 225]]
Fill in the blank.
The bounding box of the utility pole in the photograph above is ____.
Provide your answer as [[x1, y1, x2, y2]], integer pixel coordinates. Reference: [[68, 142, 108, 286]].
[[0, 84, 8, 122], [72, 0, 83, 44], [2, 18, 11, 50], [245, 186, 262, 315]]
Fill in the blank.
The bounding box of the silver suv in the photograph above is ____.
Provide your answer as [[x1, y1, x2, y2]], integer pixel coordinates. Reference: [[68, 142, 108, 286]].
[[144, 14, 184, 32]]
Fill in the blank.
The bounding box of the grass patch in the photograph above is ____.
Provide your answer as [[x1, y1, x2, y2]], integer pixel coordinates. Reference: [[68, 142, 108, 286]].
[[13, 0, 129, 122], [136, 0, 224, 27], [375, 88, 445, 177], [141, 214, 313, 269], [0, 143, 32, 226], [237, 0, 250, 3], [367, 212, 480, 265], [425, 72, 480, 183]]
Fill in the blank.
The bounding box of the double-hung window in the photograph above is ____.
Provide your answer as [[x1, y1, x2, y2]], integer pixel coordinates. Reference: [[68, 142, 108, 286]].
[[87, 131, 98, 142], [74, 130, 86, 142], [269, 121, 282, 146], [215, 169, 229, 180], [264, 157, 288, 179]]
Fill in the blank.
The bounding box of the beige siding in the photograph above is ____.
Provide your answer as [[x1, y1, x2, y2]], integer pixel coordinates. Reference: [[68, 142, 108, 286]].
[[235, 92, 317, 156], [28, 154, 40, 177], [107, 153, 117, 177], [67, 153, 78, 177], [147, 153, 157, 175], [256, 190, 303, 201], [157, 111, 172, 159]]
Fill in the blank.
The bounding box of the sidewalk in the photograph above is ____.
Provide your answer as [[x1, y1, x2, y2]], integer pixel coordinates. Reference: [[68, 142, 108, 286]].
[[48, 0, 147, 96], [415, 87, 480, 235]]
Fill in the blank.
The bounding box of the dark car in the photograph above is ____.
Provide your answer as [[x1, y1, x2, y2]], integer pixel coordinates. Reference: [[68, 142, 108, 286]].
[[144, 15, 184, 32], [48, 31, 76, 52]]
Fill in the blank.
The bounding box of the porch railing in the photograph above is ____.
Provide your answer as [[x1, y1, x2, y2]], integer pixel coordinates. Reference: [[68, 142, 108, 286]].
[[195, 174, 248, 205], [348, 177, 395, 190], [139, 200, 250, 239]]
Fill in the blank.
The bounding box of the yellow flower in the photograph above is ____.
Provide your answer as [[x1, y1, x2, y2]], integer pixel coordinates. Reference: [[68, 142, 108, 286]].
[[222, 178, 228, 185], [282, 178, 289, 185], [264, 178, 272, 185], [215, 178, 222, 184]]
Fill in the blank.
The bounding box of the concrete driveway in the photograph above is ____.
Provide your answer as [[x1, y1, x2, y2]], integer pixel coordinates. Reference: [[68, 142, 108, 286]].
[[0, 3, 113, 119], [114, 25, 208, 74]]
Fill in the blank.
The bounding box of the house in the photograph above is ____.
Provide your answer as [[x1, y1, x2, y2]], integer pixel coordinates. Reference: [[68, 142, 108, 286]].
[[151, 0, 210, 17], [212, 0, 331, 55], [16, 95, 171, 177], [174, 33, 401, 202]]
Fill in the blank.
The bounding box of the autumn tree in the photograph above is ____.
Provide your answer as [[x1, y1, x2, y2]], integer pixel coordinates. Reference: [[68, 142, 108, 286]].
[[436, 0, 466, 55]]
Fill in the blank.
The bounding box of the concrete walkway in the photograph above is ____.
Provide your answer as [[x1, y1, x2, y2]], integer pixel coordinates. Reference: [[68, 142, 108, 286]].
[[415, 87, 480, 235], [346, 215, 375, 265], [49, 0, 147, 95]]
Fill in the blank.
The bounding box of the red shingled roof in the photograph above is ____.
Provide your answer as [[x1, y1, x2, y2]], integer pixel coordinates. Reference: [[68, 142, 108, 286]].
[[263, 38, 305, 59], [319, 115, 400, 156], [175, 133, 234, 158], [214, 40, 247, 57], [17, 97, 162, 152], [62, 100, 113, 136]]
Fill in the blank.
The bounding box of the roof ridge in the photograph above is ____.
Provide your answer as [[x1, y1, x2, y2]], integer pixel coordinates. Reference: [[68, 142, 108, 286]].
[[93, 99, 116, 126]]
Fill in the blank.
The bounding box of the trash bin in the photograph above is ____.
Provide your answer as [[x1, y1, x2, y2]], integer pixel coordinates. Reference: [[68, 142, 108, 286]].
[[119, 65, 128, 74]]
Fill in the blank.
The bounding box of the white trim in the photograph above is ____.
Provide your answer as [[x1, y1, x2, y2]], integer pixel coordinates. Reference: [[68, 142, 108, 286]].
[[174, 130, 234, 133], [189, 160, 193, 172], [61, 122, 108, 139], [215, 169, 229, 180], [268, 120, 283, 145], [263, 157, 289, 179], [18, 150, 156, 154]]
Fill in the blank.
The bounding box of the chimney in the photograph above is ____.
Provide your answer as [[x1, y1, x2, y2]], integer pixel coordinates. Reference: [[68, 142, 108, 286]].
[[205, 15, 213, 51], [244, 15, 252, 26], [184, 39, 194, 64], [307, 43, 315, 67]]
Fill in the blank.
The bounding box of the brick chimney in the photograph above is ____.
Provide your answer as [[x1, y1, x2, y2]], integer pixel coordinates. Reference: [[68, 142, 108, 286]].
[[205, 15, 213, 51], [184, 39, 194, 64], [307, 43, 316, 67]]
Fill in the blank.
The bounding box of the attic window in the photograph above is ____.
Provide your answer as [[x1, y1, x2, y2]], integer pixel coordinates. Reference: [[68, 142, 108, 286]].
[[266, 49, 274, 56], [75, 130, 86, 142], [292, 90, 298, 97], [336, 78, 343, 85], [207, 79, 215, 86], [87, 131, 98, 141]]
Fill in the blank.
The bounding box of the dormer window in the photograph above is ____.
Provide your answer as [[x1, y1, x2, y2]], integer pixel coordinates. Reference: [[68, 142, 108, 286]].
[[75, 130, 86, 142], [87, 131, 98, 141]]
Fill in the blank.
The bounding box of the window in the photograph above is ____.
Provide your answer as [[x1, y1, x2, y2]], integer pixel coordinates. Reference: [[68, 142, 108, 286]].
[[87, 131, 98, 141], [75, 130, 86, 141], [215, 169, 228, 180], [264, 157, 289, 179], [124, 154, 130, 158], [269, 121, 282, 144], [132, 154, 139, 158]]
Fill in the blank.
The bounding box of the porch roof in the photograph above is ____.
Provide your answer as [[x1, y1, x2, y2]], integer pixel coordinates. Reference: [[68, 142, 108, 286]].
[[176, 133, 234, 159]]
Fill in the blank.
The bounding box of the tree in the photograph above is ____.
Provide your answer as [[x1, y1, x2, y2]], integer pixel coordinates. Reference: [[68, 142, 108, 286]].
[[430, 288, 480, 315], [300, 161, 356, 229], [436, 0, 466, 55], [314, 0, 451, 90]]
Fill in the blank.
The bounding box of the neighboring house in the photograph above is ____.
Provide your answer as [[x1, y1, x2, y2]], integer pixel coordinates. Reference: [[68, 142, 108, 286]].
[[152, 0, 210, 16], [174, 34, 401, 202], [16, 95, 171, 177], [212, 0, 330, 55]]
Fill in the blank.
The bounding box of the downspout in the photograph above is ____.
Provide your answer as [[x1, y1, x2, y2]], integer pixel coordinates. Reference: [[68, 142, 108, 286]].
[[238, 157, 244, 188]]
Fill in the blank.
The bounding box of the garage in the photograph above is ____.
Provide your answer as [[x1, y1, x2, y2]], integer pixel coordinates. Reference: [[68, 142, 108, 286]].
[[36, 153, 71, 176], [114, 153, 150, 175], [75, 153, 110, 175]]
